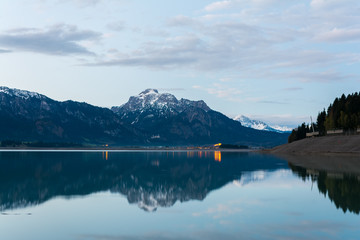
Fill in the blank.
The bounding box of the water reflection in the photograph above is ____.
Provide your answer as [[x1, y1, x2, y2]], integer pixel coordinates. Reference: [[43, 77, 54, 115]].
[[285, 155, 360, 215], [0, 151, 286, 212]]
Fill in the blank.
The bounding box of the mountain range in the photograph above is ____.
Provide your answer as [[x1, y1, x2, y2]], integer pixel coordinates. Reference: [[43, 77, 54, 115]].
[[0, 86, 289, 147], [234, 115, 292, 133]]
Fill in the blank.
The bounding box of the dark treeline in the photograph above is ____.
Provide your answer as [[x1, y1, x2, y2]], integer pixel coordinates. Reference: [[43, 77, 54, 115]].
[[219, 144, 249, 149], [289, 92, 360, 143], [0, 140, 83, 148]]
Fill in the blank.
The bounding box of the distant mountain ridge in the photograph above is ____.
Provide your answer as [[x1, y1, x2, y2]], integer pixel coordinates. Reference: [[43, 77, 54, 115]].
[[0, 86, 288, 147], [234, 115, 292, 133]]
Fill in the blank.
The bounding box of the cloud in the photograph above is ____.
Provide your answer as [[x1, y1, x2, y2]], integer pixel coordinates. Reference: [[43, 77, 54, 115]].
[[0, 49, 11, 53], [310, 0, 343, 10], [157, 88, 186, 92], [0, 24, 101, 56], [204, 0, 287, 12], [167, 15, 199, 27], [193, 83, 244, 102], [192, 203, 242, 219], [107, 21, 126, 32], [219, 78, 232, 82], [206, 85, 243, 99], [78, 219, 356, 240], [282, 87, 303, 91], [204, 1, 235, 12], [84, 0, 359, 87], [88, 16, 356, 78], [87, 35, 202, 69], [285, 70, 353, 83], [315, 28, 360, 42], [62, 0, 104, 7], [258, 100, 288, 105], [88, 20, 291, 70]]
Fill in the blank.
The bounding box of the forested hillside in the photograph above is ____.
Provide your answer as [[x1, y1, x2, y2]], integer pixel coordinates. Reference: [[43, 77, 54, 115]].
[[289, 92, 360, 143]]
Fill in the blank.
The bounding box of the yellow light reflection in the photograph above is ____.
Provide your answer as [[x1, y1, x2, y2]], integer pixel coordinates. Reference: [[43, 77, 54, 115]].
[[214, 151, 221, 162]]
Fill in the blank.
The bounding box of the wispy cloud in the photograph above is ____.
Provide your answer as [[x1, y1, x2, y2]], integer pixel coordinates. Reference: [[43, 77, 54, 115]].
[[107, 21, 126, 32], [204, 1, 235, 12], [282, 87, 303, 91], [86, 2, 360, 84], [167, 15, 199, 27], [63, 0, 106, 7], [258, 100, 288, 105], [0, 49, 11, 53], [193, 83, 245, 102], [192, 203, 242, 219], [78, 219, 356, 240], [0, 24, 101, 56], [157, 88, 186, 92], [315, 28, 360, 42]]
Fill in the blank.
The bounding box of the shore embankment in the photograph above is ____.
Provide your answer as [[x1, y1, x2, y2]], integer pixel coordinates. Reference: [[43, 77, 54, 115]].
[[268, 135, 360, 155]]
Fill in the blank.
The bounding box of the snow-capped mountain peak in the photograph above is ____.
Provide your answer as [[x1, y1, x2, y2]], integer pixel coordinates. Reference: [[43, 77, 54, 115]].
[[270, 125, 293, 132], [234, 115, 269, 131], [139, 88, 159, 96], [112, 89, 210, 114], [0, 86, 44, 100], [234, 115, 291, 133], [118, 89, 179, 111]]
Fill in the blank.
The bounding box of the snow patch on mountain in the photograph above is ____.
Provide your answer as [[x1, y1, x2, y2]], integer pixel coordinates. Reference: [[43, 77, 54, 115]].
[[270, 125, 293, 132], [234, 115, 291, 133], [112, 88, 210, 114], [0, 86, 44, 100]]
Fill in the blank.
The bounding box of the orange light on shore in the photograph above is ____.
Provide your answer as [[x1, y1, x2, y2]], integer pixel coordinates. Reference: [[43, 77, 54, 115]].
[[214, 143, 222, 147], [214, 151, 221, 162]]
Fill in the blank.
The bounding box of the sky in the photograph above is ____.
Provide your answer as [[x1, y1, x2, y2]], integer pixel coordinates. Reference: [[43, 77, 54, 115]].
[[0, 0, 359, 127]]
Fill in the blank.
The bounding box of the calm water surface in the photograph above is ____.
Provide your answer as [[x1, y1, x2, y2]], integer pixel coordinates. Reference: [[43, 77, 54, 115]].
[[0, 151, 359, 240]]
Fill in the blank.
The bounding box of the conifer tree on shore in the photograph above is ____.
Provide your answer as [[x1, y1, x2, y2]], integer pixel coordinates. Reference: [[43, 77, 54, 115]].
[[289, 92, 360, 143]]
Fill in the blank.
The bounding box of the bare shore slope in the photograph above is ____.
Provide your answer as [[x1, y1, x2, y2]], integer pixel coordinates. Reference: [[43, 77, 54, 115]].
[[270, 135, 360, 155]]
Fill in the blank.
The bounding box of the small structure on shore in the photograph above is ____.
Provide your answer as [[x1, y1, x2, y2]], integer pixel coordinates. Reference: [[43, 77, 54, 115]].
[[306, 116, 319, 138], [306, 132, 319, 137], [327, 129, 344, 135]]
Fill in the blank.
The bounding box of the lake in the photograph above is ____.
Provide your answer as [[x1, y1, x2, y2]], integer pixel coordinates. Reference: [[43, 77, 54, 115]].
[[0, 150, 359, 240]]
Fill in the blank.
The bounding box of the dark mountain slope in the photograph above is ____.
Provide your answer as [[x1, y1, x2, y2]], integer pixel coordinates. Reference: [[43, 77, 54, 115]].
[[0, 86, 143, 144]]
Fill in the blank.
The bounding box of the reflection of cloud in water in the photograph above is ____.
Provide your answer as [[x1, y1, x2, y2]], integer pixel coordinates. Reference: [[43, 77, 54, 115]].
[[79, 219, 356, 240], [232, 169, 293, 187], [192, 203, 242, 219]]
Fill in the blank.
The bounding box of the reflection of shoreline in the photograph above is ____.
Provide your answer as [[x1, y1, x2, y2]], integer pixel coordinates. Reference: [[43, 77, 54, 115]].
[[289, 163, 360, 215], [0, 148, 253, 152], [276, 154, 360, 176], [278, 154, 360, 215]]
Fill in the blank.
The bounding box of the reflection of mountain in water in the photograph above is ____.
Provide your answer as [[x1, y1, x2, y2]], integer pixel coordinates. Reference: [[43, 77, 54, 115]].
[[0, 151, 287, 212], [289, 163, 360, 215]]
